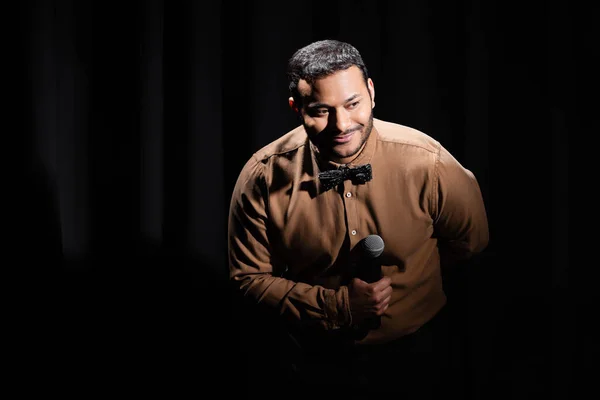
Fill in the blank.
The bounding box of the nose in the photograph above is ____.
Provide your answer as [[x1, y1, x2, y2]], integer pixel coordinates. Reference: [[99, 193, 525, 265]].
[[330, 109, 352, 133]]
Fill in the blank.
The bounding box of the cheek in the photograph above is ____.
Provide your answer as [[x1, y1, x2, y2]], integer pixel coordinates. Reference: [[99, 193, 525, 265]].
[[303, 116, 327, 135], [357, 106, 372, 122]]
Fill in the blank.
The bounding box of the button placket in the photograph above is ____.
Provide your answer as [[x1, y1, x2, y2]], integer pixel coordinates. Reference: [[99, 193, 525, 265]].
[[343, 181, 359, 243]]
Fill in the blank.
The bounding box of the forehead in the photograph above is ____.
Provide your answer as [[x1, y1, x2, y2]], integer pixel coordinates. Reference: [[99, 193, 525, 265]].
[[297, 66, 366, 104]]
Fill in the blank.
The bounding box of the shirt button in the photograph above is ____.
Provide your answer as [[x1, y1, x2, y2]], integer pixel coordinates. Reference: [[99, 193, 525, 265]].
[[346, 192, 352, 198], [351, 230, 357, 235]]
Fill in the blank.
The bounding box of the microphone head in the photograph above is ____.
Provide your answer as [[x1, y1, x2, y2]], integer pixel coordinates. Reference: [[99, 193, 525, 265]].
[[360, 234, 384, 258]]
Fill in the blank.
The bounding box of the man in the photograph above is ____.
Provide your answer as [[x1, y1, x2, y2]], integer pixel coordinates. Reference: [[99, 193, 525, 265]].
[[228, 39, 489, 395]]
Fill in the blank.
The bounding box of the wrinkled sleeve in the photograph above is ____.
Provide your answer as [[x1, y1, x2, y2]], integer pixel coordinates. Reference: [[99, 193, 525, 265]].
[[431, 145, 490, 266], [228, 156, 351, 330]]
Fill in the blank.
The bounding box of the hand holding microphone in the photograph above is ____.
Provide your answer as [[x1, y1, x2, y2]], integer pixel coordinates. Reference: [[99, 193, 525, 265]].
[[348, 275, 392, 327], [348, 234, 390, 331]]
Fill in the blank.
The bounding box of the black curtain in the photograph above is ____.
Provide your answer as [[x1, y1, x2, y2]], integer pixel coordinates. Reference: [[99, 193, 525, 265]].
[[13, 0, 580, 396]]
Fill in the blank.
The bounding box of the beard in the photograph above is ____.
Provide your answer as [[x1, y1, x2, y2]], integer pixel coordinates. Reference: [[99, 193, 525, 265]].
[[306, 109, 374, 162]]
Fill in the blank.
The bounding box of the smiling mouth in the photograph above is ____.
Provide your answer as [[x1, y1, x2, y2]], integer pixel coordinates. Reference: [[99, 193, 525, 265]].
[[331, 131, 356, 144]]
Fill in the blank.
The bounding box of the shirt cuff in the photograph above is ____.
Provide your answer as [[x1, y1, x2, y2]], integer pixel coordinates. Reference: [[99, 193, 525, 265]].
[[323, 286, 352, 329]]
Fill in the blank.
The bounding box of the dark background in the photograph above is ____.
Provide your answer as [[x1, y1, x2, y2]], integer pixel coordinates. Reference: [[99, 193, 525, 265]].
[[11, 0, 583, 397]]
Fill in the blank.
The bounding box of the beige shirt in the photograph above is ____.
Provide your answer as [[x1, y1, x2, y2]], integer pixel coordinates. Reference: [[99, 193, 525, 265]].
[[228, 118, 489, 345]]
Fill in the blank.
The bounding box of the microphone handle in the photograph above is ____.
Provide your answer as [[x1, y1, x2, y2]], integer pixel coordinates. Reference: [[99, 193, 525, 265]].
[[360, 257, 382, 283], [361, 257, 382, 330]]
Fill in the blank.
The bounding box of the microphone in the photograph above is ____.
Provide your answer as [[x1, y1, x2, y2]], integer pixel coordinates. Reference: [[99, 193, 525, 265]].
[[357, 234, 385, 331], [357, 234, 384, 283]]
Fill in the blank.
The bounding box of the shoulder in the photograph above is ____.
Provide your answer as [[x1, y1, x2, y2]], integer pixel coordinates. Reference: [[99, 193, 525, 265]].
[[234, 125, 307, 188], [252, 125, 308, 163], [373, 118, 441, 156]]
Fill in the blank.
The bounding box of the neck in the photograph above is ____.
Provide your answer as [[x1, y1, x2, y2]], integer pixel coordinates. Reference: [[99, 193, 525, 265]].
[[328, 147, 365, 165]]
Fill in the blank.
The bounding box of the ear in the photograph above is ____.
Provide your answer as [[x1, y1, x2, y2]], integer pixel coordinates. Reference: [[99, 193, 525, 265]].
[[368, 78, 375, 108], [288, 97, 299, 113]]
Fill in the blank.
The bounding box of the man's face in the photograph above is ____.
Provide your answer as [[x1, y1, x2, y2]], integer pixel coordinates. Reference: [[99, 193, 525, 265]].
[[292, 66, 375, 164]]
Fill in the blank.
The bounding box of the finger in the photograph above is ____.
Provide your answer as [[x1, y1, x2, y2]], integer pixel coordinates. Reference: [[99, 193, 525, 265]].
[[376, 303, 390, 316], [381, 285, 393, 300], [371, 280, 393, 299], [371, 276, 391, 292], [373, 299, 390, 314], [373, 287, 393, 305], [381, 294, 391, 308], [351, 277, 367, 288]]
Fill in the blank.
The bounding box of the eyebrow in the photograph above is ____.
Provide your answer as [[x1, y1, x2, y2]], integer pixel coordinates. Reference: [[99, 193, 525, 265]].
[[307, 93, 362, 109]]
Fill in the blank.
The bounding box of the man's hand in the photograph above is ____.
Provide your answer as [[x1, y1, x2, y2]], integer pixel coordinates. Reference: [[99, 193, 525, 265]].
[[348, 276, 392, 326]]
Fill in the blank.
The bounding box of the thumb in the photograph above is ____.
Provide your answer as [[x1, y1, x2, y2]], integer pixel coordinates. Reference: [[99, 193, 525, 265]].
[[350, 277, 368, 288]]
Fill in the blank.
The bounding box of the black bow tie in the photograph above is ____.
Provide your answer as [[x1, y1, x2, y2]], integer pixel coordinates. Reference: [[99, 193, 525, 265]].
[[318, 164, 373, 190]]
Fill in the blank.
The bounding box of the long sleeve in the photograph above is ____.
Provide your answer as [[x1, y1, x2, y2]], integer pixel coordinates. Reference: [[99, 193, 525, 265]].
[[228, 156, 352, 331], [431, 145, 490, 266]]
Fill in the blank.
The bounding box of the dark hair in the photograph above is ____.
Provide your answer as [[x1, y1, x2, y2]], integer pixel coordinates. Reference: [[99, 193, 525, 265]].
[[287, 40, 369, 106]]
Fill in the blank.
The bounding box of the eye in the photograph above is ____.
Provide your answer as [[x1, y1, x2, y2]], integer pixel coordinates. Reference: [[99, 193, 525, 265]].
[[308, 108, 328, 117], [347, 101, 360, 109]]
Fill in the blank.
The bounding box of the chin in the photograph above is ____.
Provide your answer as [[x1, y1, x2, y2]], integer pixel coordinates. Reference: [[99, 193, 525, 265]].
[[330, 147, 359, 161], [333, 137, 363, 158]]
